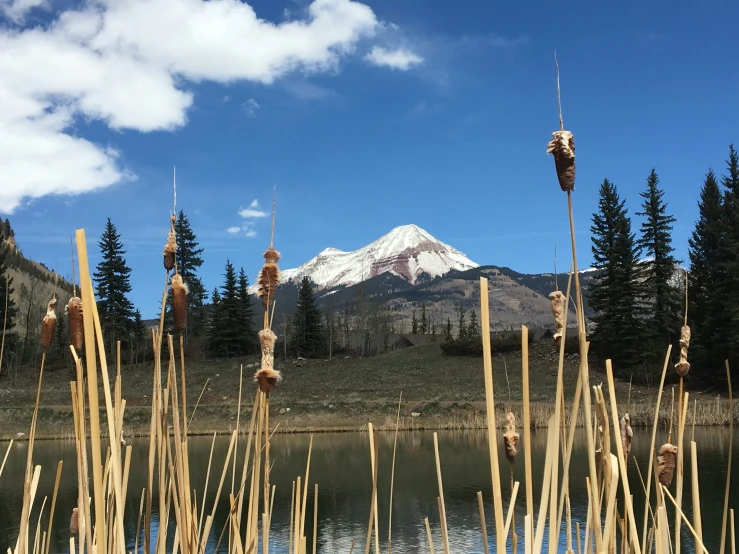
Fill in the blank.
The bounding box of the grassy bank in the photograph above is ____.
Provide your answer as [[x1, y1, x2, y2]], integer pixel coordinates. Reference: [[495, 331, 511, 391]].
[[0, 342, 735, 440]]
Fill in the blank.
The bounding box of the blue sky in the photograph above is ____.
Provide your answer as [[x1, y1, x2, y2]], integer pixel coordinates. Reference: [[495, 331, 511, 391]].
[[1, 0, 737, 318]]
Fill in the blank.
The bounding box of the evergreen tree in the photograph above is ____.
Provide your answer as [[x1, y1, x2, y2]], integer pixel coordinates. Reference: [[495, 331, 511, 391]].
[[207, 287, 223, 354], [636, 168, 682, 347], [719, 144, 739, 372], [216, 260, 243, 357], [174, 210, 207, 336], [133, 309, 146, 341], [457, 301, 467, 340], [445, 318, 453, 340], [0, 244, 16, 334], [468, 310, 480, 338], [238, 268, 256, 354], [411, 311, 418, 334], [420, 304, 428, 334], [93, 218, 135, 349], [293, 277, 324, 357], [589, 179, 647, 370], [688, 169, 724, 379]]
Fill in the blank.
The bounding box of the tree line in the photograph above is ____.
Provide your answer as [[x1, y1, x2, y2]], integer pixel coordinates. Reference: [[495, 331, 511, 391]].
[[587, 144, 739, 387]]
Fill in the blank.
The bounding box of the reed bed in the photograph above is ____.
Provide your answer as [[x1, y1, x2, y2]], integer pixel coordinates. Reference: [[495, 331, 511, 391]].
[[1, 64, 737, 554]]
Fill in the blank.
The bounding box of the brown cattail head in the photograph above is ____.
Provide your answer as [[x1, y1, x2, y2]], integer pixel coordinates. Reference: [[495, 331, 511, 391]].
[[657, 443, 678, 487], [40, 297, 57, 350], [66, 296, 83, 354], [255, 328, 281, 393], [258, 247, 281, 310], [675, 325, 691, 377], [503, 411, 519, 464], [163, 220, 177, 272], [547, 130, 576, 192], [70, 507, 79, 535], [620, 413, 633, 460], [549, 290, 566, 345], [170, 273, 188, 332]]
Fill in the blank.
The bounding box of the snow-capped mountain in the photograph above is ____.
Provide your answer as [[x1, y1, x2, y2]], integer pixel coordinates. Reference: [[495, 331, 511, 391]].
[[254, 224, 479, 291]]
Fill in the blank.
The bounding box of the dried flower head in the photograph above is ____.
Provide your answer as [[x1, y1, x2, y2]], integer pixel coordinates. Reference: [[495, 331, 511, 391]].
[[258, 247, 281, 310], [657, 443, 678, 487], [503, 411, 519, 463], [549, 290, 566, 345], [163, 221, 177, 272], [620, 413, 633, 460], [547, 130, 576, 192], [675, 325, 691, 377], [170, 273, 188, 332], [254, 328, 281, 393], [40, 297, 57, 350], [66, 296, 83, 354], [70, 507, 79, 535]]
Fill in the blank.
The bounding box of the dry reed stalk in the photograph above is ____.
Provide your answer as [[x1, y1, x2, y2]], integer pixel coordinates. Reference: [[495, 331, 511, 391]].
[[363, 427, 379, 554], [66, 296, 83, 354], [43, 461, 63, 554], [312, 484, 318, 554], [0, 439, 12, 481], [690, 440, 703, 549], [640, 345, 671, 554], [731, 509, 736, 554], [479, 277, 506, 554], [521, 325, 533, 518], [388, 392, 402, 554], [605, 360, 642, 554], [719, 362, 733, 554], [40, 297, 56, 350], [477, 491, 490, 554], [660, 485, 709, 554], [424, 518, 436, 554], [0, 276, 8, 378], [674, 391, 690, 553], [433, 433, 451, 554], [533, 416, 556, 554], [170, 274, 187, 332]]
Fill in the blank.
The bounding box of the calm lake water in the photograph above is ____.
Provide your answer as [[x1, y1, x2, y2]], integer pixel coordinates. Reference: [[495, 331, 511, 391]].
[[0, 428, 737, 553]]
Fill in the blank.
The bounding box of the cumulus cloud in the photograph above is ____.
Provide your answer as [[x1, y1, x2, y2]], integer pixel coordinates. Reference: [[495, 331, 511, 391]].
[[239, 199, 267, 218], [364, 46, 423, 70], [227, 226, 241, 234], [0, 0, 399, 213]]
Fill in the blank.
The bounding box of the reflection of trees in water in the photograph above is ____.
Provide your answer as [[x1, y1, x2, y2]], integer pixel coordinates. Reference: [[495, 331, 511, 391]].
[[1, 428, 738, 552]]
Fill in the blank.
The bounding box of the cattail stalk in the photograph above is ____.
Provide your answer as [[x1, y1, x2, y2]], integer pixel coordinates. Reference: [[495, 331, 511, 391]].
[[40, 297, 57, 350], [170, 274, 188, 332], [657, 443, 678, 487], [620, 413, 633, 461], [548, 290, 566, 345], [66, 297, 83, 355], [163, 214, 176, 272]]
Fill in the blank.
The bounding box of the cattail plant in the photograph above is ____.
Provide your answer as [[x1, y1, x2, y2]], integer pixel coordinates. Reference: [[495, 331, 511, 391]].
[[66, 296, 83, 354], [675, 325, 691, 377], [170, 273, 188, 332], [40, 297, 57, 350], [258, 247, 280, 318], [548, 290, 566, 345], [69, 507, 79, 536], [163, 213, 176, 272], [255, 328, 281, 394], [503, 411, 519, 464], [658, 443, 678, 487], [620, 413, 633, 460], [547, 131, 575, 192]]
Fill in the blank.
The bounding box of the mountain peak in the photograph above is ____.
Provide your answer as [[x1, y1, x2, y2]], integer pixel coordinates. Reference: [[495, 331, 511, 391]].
[[262, 224, 478, 291]]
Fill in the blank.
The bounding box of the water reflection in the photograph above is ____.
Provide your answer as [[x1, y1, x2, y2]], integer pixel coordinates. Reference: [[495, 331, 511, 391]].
[[0, 428, 737, 553]]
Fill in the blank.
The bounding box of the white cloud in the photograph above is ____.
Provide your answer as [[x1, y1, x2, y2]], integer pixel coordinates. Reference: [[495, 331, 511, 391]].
[[239, 199, 267, 218], [242, 98, 260, 118], [227, 226, 241, 234], [0, 0, 405, 213], [364, 46, 423, 70], [245, 228, 258, 238]]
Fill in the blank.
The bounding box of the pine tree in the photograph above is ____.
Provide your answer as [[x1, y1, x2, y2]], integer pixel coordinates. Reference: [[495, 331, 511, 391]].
[[688, 169, 724, 379], [93, 218, 135, 349], [719, 144, 739, 372], [0, 243, 16, 334], [468, 310, 480, 338], [636, 168, 682, 348], [174, 210, 207, 336], [238, 268, 256, 354], [457, 301, 467, 340], [217, 260, 243, 357], [293, 277, 324, 357], [589, 179, 647, 370], [133, 309, 146, 341], [445, 318, 453, 340], [207, 287, 223, 354], [411, 311, 418, 334], [420, 304, 428, 334]]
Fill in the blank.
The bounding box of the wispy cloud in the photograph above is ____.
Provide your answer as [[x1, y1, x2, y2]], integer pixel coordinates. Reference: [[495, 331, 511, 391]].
[[245, 228, 257, 238], [241, 98, 260, 117], [227, 226, 241, 234], [282, 79, 336, 101], [239, 199, 267, 218], [365, 46, 423, 70], [409, 100, 442, 117]]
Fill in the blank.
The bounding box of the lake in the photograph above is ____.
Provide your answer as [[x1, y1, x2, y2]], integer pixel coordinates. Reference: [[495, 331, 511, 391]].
[[0, 428, 737, 553]]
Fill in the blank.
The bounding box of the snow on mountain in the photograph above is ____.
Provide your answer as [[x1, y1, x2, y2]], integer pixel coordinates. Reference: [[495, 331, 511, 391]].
[[251, 224, 479, 292]]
